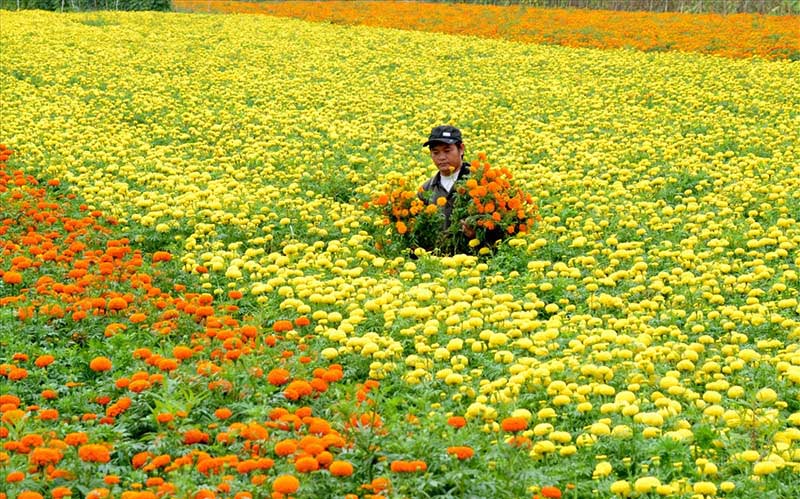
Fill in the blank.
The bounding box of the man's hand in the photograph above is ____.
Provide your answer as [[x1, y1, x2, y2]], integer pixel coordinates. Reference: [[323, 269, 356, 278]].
[[461, 220, 476, 239]]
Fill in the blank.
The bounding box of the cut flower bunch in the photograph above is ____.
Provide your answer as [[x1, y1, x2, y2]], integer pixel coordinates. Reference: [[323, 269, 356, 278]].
[[447, 153, 540, 254], [369, 175, 445, 253], [370, 154, 539, 255]]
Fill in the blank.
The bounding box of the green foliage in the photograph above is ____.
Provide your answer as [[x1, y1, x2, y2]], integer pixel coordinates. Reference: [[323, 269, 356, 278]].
[[0, 0, 170, 11]]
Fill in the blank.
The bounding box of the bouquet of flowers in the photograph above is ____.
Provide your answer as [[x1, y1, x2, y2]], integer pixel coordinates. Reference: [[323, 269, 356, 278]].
[[368, 154, 538, 255], [367, 176, 444, 252], [445, 153, 539, 254]]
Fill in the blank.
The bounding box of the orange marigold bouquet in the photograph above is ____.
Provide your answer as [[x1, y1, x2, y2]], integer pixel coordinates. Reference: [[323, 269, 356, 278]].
[[368, 154, 538, 254], [368, 176, 444, 252], [446, 154, 539, 253]]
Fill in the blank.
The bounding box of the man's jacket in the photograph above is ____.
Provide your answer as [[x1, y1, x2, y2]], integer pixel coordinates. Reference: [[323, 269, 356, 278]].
[[418, 162, 471, 229]]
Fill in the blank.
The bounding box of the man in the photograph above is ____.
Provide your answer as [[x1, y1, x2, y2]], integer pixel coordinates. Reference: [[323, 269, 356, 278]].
[[418, 125, 471, 230]]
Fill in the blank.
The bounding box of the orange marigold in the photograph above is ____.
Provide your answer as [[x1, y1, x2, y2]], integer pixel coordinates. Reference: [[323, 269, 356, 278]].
[[172, 345, 193, 360], [129, 312, 147, 324], [541, 486, 562, 499], [214, 407, 232, 420], [78, 444, 111, 463], [329, 460, 354, 477], [194, 305, 214, 318], [107, 297, 128, 311], [38, 408, 58, 421], [21, 433, 44, 447], [267, 368, 291, 386], [294, 456, 319, 473], [390, 460, 427, 472], [64, 432, 89, 446], [500, 416, 528, 432], [272, 320, 293, 333], [6, 470, 25, 482], [183, 428, 210, 445], [2, 271, 23, 285], [89, 357, 112, 372], [446, 446, 474, 460], [240, 422, 268, 440], [34, 354, 55, 368], [51, 487, 72, 499], [272, 474, 300, 494], [86, 488, 110, 499], [152, 251, 171, 263], [274, 439, 298, 457], [131, 451, 151, 469], [447, 416, 467, 429], [156, 358, 179, 371], [128, 379, 150, 393], [284, 379, 313, 400]]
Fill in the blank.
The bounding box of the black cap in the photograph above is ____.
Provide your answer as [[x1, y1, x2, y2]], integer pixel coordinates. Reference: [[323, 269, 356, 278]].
[[423, 125, 462, 147]]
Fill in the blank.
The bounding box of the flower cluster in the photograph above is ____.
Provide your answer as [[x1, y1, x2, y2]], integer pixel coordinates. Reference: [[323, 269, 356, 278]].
[[448, 153, 539, 252], [0, 143, 357, 498], [370, 154, 538, 255], [368, 176, 443, 252]]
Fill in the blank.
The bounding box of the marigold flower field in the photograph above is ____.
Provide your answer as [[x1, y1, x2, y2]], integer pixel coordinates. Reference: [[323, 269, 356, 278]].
[[173, 0, 800, 60], [1, 7, 800, 499]]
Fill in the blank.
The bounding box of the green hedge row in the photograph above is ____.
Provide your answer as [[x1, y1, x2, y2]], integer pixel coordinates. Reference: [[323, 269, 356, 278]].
[[0, 0, 170, 11]]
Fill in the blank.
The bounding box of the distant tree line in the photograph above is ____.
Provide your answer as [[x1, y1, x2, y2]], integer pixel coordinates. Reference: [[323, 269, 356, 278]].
[[410, 0, 798, 14], [0, 0, 170, 10]]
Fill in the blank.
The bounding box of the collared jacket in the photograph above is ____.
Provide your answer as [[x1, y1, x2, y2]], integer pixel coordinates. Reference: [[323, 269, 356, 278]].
[[418, 162, 471, 229]]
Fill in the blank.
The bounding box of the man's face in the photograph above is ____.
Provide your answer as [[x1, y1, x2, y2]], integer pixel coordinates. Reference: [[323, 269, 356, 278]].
[[429, 142, 465, 176]]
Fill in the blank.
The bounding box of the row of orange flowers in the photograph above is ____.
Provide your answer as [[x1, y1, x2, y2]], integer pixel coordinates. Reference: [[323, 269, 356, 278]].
[[0, 144, 359, 498], [0, 144, 564, 497], [173, 0, 799, 60]]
